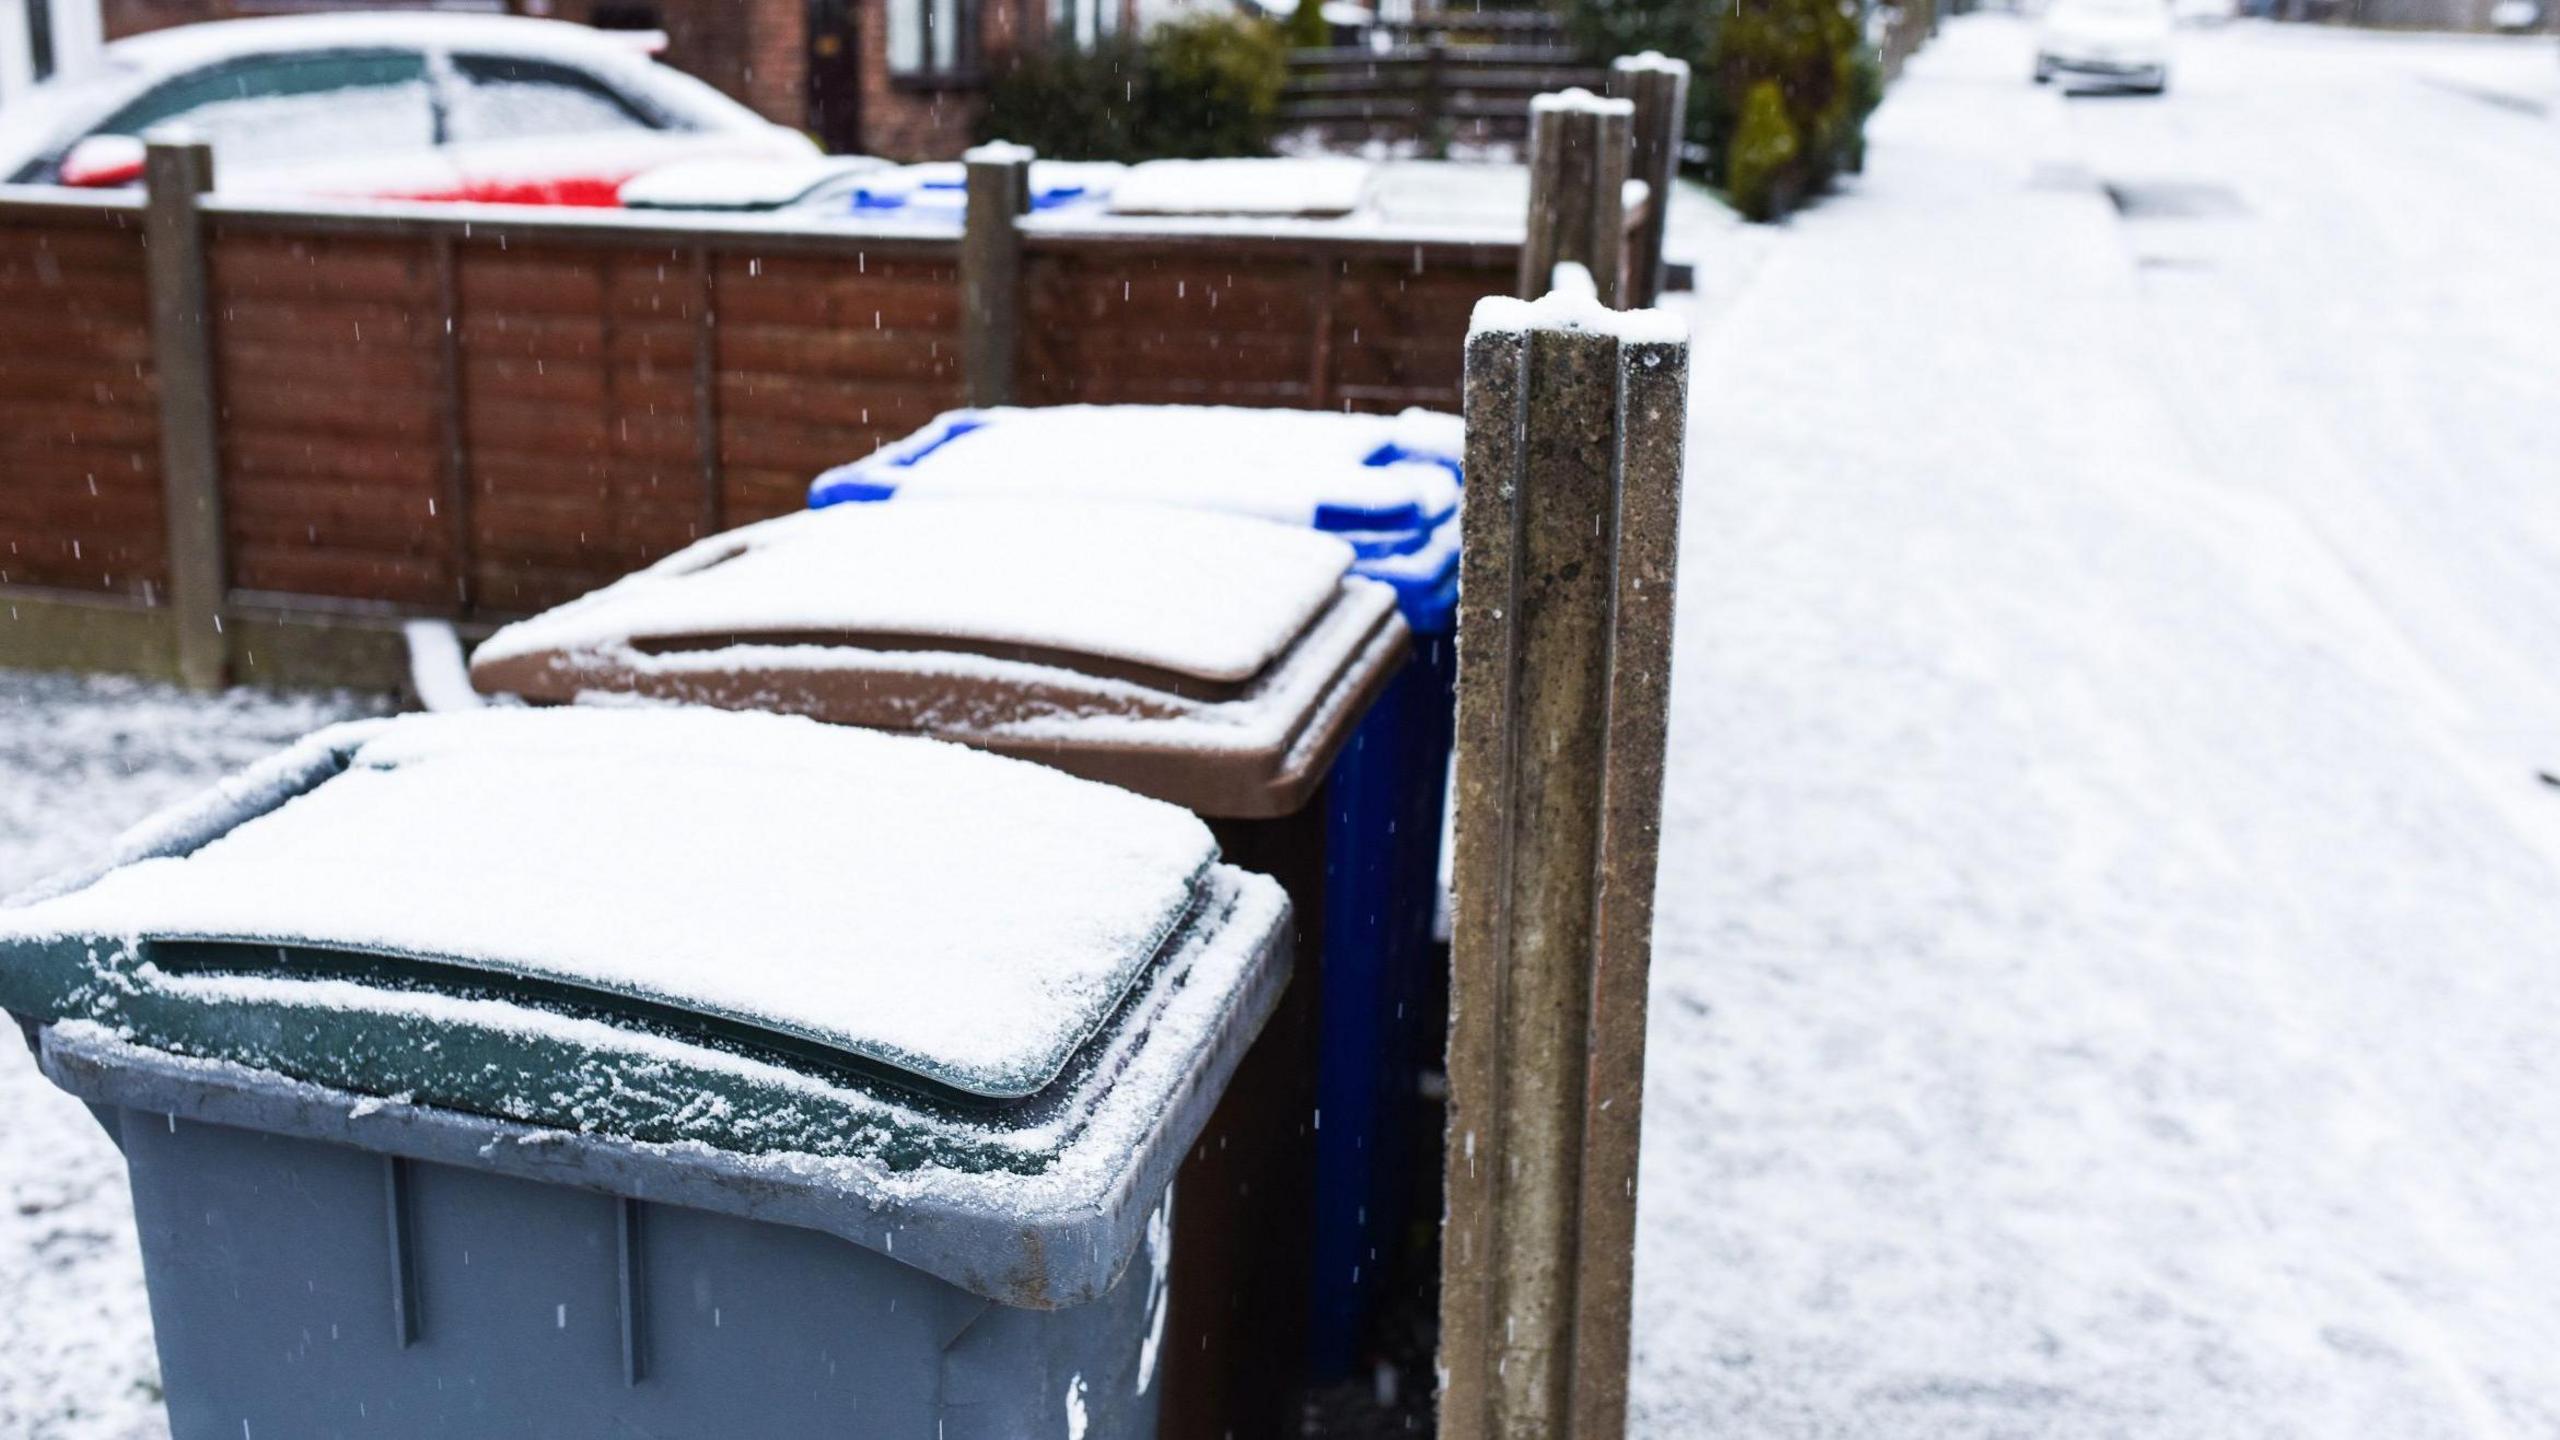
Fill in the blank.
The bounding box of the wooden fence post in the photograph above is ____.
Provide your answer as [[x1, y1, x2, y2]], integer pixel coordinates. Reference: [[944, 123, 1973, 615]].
[[961, 141, 1031, 408], [1439, 288, 1689, 1440], [1519, 89, 1632, 308], [1607, 54, 1690, 308], [1422, 38, 1450, 158], [143, 136, 227, 693]]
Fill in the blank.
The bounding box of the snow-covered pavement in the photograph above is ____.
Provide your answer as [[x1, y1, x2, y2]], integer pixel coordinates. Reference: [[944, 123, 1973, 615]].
[[0, 675, 384, 1439], [1632, 18, 2560, 1439]]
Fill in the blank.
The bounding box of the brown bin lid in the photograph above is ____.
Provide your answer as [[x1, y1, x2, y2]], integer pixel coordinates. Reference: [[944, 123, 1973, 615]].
[[470, 499, 1411, 819]]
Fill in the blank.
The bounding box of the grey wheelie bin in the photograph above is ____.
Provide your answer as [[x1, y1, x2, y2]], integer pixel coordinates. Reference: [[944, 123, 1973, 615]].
[[0, 705, 1291, 1440], [467, 496, 1409, 1438]]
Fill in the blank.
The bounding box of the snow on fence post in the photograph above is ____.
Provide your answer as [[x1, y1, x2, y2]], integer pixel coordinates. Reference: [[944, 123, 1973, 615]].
[[142, 134, 227, 693], [1441, 288, 1688, 1440], [961, 142, 1032, 408], [1519, 89, 1632, 308], [1607, 54, 1690, 308]]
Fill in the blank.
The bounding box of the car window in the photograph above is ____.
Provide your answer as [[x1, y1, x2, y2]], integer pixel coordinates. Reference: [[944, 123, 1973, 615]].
[[443, 54, 662, 144], [94, 51, 435, 170]]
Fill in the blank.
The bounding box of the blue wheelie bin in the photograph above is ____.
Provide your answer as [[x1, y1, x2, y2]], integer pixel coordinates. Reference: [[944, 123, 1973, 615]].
[[0, 706, 1292, 1440], [807, 405, 1464, 1381]]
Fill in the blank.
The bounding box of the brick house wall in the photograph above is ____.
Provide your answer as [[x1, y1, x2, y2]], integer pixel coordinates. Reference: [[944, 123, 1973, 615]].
[[850, 0, 1050, 160], [631, 0, 806, 129]]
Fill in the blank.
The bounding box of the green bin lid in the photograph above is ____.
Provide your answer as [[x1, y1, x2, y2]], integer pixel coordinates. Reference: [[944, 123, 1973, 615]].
[[0, 707, 1220, 1104]]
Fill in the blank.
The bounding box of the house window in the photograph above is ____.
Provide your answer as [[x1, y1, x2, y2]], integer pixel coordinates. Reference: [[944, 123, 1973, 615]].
[[886, 0, 979, 79], [445, 54, 664, 141], [1049, 0, 1121, 48], [26, 0, 55, 82]]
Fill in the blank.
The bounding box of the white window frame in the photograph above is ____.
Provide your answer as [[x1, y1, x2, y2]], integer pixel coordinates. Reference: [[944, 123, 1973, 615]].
[[886, 0, 979, 79]]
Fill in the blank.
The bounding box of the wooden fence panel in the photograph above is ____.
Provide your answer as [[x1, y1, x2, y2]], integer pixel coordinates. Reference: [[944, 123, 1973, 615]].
[[1282, 44, 1609, 147], [459, 242, 709, 614], [713, 248, 964, 524], [8, 185, 1520, 677], [1022, 248, 1321, 408], [0, 204, 164, 599], [1330, 252, 1511, 410], [1019, 238, 1510, 414], [209, 229, 448, 610]]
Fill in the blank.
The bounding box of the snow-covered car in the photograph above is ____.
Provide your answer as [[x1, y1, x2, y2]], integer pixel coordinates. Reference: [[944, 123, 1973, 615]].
[[0, 13, 816, 204], [2487, 0, 2542, 29], [2034, 0, 2174, 92]]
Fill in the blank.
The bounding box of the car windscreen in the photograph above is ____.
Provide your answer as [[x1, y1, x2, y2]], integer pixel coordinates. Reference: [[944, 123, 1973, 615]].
[[443, 54, 668, 143], [93, 51, 435, 171]]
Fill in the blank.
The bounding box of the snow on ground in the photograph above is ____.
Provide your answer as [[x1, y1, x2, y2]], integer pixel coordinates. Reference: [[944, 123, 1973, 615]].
[[2347, 27, 2560, 116], [4, 17, 2558, 1437], [1632, 17, 2560, 1439], [0, 672, 385, 1440]]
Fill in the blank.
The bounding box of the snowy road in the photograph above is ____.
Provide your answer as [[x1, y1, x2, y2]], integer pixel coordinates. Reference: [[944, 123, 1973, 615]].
[[1632, 18, 2560, 1440]]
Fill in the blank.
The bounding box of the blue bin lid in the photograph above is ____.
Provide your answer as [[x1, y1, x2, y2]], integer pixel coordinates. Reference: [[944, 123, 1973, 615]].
[[848, 181, 1098, 215], [808, 406, 1463, 539], [1350, 514, 1460, 635], [821, 159, 1123, 224]]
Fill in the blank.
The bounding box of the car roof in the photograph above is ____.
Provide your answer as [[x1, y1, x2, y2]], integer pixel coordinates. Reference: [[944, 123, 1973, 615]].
[[0, 12, 772, 176], [103, 12, 660, 77]]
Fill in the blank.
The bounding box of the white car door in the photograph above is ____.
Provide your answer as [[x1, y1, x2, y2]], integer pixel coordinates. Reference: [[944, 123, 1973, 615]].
[[438, 51, 691, 206], [82, 48, 466, 199]]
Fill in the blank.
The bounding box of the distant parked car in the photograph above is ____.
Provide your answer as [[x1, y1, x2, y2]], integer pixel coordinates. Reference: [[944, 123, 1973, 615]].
[[2034, 0, 2173, 93], [2487, 0, 2541, 29], [0, 13, 816, 204], [2171, 0, 2238, 25]]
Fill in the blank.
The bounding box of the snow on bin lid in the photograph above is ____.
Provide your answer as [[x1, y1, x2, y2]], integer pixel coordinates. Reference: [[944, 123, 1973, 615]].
[[618, 154, 889, 211], [473, 499, 1355, 687], [810, 405, 1463, 535], [1108, 157, 1373, 218], [0, 707, 1221, 1101]]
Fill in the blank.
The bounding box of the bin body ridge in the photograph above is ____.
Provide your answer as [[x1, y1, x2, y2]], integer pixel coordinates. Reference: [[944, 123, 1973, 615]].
[[114, 1109, 1166, 1439]]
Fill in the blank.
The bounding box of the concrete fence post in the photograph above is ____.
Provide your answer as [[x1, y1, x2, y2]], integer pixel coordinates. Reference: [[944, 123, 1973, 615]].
[[1439, 287, 1689, 1440], [143, 135, 227, 693], [1607, 54, 1691, 308], [960, 141, 1032, 408], [1519, 89, 1633, 307]]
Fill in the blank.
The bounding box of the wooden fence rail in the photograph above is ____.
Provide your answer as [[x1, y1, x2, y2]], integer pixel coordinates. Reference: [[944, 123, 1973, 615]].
[[1283, 44, 1609, 148], [1376, 9, 1572, 45]]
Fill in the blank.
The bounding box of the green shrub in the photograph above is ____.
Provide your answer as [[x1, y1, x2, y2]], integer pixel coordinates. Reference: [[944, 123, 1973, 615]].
[[1560, 0, 1878, 221], [1283, 0, 1331, 50], [1724, 78, 1801, 222], [1145, 12, 1289, 157], [1560, 0, 1710, 67], [1705, 0, 1844, 193], [1831, 46, 1884, 175], [980, 13, 1287, 161]]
